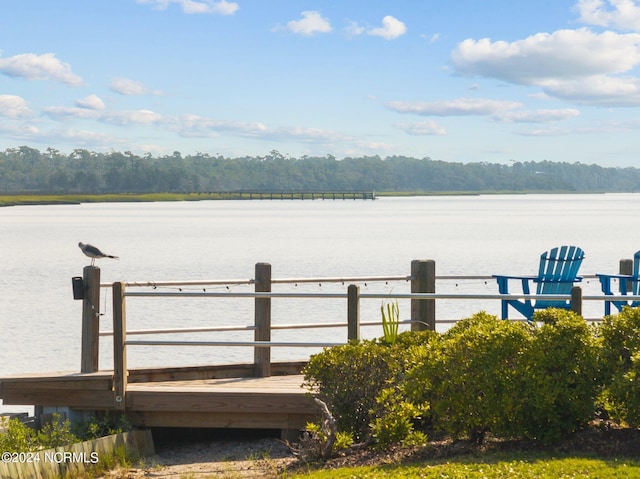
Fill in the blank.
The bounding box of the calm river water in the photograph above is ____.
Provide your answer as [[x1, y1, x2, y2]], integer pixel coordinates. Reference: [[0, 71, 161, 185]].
[[1, 194, 639, 411]]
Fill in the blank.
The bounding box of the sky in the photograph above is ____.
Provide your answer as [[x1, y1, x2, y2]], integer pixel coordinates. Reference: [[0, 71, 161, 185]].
[[1, 0, 640, 167]]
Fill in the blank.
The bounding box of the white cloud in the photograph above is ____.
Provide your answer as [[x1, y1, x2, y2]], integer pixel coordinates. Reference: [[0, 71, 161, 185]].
[[136, 0, 238, 15], [110, 77, 162, 96], [0, 95, 32, 118], [388, 98, 522, 116], [541, 75, 640, 105], [493, 108, 581, 123], [452, 29, 640, 83], [344, 20, 365, 37], [367, 16, 407, 40], [0, 52, 83, 86], [575, 0, 640, 31], [101, 110, 165, 125], [76, 94, 105, 110], [43, 105, 164, 125], [451, 27, 640, 105], [389, 98, 580, 125], [395, 121, 447, 136], [287, 11, 332, 36], [42, 106, 102, 120]]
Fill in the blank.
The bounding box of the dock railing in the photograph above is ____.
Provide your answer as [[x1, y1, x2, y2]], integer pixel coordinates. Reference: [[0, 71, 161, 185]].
[[75, 259, 640, 409]]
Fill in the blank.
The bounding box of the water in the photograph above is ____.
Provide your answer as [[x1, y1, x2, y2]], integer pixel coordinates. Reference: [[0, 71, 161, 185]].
[[2, 194, 639, 408]]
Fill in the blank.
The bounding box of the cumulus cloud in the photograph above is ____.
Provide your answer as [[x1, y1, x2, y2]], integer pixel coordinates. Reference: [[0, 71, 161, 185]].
[[575, 0, 640, 31], [388, 98, 522, 116], [451, 27, 640, 105], [76, 94, 105, 110], [110, 77, 162, 96], [395, 120, 447, 136], [0, 94, 32, 118], [452, 29, 640, 83], [368, 16, 407, 40], [136, 0, 238, 15], [0, 52, 83, 85], [286, 11, 332, 35], [541, 75, 640, 105]]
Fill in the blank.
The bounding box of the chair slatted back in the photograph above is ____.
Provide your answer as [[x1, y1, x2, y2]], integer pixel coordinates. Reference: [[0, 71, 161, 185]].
[[536, 246, 585, 309]]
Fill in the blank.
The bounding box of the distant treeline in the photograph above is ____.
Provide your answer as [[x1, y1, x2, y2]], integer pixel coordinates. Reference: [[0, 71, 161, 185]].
[[1, 146, 639, 194]]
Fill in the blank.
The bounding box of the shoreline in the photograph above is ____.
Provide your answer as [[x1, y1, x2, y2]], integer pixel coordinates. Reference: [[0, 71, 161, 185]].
[[0, 190, 608, 207]]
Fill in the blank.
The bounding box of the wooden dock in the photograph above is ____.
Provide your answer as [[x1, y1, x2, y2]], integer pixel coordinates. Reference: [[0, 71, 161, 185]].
[[0, 261, 438, 438], [0, 363, 318, 435], [229, 190, 376, 200]]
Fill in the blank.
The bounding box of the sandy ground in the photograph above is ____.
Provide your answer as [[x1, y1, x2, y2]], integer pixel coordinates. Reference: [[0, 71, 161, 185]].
[[101, 433, 298, 478]]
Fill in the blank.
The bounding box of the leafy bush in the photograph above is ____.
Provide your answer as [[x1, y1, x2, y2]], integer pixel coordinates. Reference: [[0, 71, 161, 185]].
[[73, 411, 132, 441], [303, 331, 436, 442], [303, 307, 640, 450], [0, 417, 38, 453], [0, 412, 132, 453], [404, 311, 532, 443], [517, 309, 600, 442], [0, 413, 78, 452], [598, 307, 640, 427]]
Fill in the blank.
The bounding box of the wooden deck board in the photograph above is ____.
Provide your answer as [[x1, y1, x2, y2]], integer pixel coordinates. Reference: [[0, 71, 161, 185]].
[[0, 371, 319, 430]]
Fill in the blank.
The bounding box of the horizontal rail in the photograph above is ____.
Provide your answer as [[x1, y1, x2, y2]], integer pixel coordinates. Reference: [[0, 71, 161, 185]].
[[125, 340, 343, 348], [99, 324, 257, 337], [124, 291, 347, 298], [102, 273, 602, 289], [99, 320, 415, 337], [122, 290, 635, 302]]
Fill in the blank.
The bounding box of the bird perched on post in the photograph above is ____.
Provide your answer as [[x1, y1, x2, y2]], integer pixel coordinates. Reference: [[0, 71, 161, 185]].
[[79, 242, 119, 266]]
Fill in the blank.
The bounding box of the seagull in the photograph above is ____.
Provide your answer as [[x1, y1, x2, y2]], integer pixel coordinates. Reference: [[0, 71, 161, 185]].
[[79, 242, 119, 266]]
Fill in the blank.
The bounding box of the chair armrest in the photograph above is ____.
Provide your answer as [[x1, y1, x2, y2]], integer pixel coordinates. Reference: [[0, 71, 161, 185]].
[[596, 273, 637, 280], [597, 273, 638, 295], [493, 275, 537, 294], [492, 274, 537, 281], [532, 276, 583, 284]]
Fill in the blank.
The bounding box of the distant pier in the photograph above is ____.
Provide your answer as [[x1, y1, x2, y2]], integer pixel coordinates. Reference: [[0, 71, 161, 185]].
[[230, 190, 376, 200]]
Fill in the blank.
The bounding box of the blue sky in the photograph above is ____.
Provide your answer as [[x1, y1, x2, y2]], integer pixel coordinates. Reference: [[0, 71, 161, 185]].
[[1, 0, 640, 166]]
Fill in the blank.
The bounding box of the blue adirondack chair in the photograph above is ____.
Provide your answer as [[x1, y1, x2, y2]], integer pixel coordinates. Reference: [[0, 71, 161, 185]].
[[597, 250, 640, 316], [493, 246, 585, 320]]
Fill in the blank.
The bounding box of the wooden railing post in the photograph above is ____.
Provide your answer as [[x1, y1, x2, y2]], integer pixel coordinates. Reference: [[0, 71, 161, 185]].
[[411, 260, 436, 331], [620, 258, 634, 293], [112, 282, 127, 410], [81, 266, 100, 373], [347, 284, 360, 341], [254, 263, 272, 377], [571, 286, 583, 316]]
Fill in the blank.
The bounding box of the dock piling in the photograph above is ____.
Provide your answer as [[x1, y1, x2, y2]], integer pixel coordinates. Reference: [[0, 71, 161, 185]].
[[81, 266, 101, 373], [254, 263, 272, 377], [411, 260, 436, 331]]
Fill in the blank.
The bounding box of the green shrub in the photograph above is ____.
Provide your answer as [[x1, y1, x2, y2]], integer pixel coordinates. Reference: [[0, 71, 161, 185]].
[[0, 413, 79, 452], [303, 331, 436, 442], [598, 307, 640, 427], [517, 309, 600, 442], [73, 411, 132, 440], [404, 311, 531, 443], [36, 414, 79, 449], [0, 417, 38, 452], [370, 386, 429, 447]]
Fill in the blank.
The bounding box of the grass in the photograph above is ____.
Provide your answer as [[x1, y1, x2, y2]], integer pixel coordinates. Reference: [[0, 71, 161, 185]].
[[0, 190, 599, 207], [0, 192, 239, 206], [288, 453, 640, 478]]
